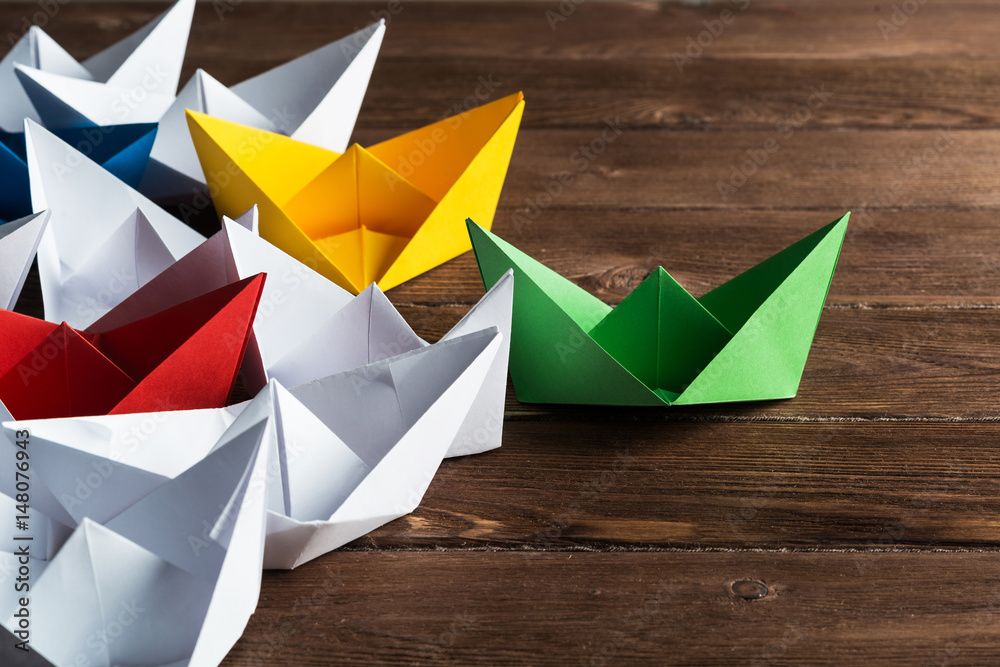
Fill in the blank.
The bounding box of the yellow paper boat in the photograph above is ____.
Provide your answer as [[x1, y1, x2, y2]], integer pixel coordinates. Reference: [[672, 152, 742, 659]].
[[186, 92, 525, 293]]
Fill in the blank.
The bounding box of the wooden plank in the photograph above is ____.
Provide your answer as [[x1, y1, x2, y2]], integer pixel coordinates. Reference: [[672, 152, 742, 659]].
[[14, 2, 1000, 67], [387, 208, 1000, 307], [10, 3, 999, 131], [390, 305, 1000, 420], [353, 421, 1000, 550], [224, 551, 1000, 665], [342, 127, 983, 212], [356, 57, 1000, 131]]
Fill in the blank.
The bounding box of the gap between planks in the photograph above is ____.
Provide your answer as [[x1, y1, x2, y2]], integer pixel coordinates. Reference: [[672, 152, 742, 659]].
[[331, 544, 1000, 555], [393, 302, 1000, 311], [502, 413, 1000, 424]]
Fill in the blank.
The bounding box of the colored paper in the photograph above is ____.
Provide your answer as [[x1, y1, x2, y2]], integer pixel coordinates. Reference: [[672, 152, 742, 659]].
[[140, 21, 385, 201], [24, 120, 205, 327], [466, 214, 850, 405], [10, 0, 195, 128], [0, 211, 48, 310], [187, 91, 526, 293], [0, 123, 156, 222], [0, 274, 264, 420], [5, 326, 502, 571], [90, 207, 514, 457], [0, 407, 271, 667]]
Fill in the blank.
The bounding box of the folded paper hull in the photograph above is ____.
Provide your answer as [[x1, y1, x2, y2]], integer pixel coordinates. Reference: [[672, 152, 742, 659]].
[[0, 398, 272, 667], [466, 214, 850, 406], [4, 328, 503, 575], [10, 0, 195, 131], [186, 92, 526, 293], [24, 120, 206, 328], [0, 211, 48, 310], [0, 0, 195, 132], [0, 123, 156, 222], [0, 275, 264, 419]]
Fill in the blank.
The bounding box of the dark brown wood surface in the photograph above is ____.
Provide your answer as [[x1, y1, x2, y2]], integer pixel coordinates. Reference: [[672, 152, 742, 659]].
[[4, 1, 1000, 664]]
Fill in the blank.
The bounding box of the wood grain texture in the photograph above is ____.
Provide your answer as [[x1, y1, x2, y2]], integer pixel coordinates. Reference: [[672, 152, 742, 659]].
[[452, 129, 990, 211], [389, 305, 1000, 420], [223, 552, 1000, 666], [358, 420, 1000, 550], [358, 58, 1000, 130], [1, 0, 998, 664], [20, 2, 1000, 65]]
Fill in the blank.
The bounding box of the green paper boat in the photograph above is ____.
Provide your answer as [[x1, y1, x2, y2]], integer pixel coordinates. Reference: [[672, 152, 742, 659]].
[[466, 213, 849, 406]]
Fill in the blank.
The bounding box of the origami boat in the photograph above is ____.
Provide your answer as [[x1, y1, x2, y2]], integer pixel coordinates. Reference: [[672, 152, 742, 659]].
[[186, 91, 526, 293], [0, 274, 264, 420], [90, 208, 514, 457], [23, 120, 205, 327], [1, 123, 156, 222], [9, 0, 195, 127], [0, 415, 271, 666], [9, 9, 385, 203], [0, 210, 48, 310], [6, 327, 502, 570], [0, 26, 87, 130], [466, 214, 850, 405], [140, 21, 386, 201]]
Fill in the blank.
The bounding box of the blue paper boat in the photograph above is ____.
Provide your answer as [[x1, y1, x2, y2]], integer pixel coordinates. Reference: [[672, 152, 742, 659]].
[[0, 123, 156, 223]]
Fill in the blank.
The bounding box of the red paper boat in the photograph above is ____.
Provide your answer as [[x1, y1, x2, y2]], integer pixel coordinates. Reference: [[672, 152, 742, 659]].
[[0, 274, 265, 419]]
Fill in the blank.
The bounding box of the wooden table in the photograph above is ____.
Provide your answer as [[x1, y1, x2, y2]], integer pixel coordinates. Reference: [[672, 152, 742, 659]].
[[5, 1, 1000, 663]]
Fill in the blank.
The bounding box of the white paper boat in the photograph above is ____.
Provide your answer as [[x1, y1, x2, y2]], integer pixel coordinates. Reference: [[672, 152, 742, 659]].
[[0, 399, 270, 666], [11, 14, 385, 202], [0, 210, 49, 309], [4, 326, 501, 570], [10, 0, 196, 128], [24, 119, 205, 327], [141, 21, 386, 201], [89, 208, 513, 457]]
